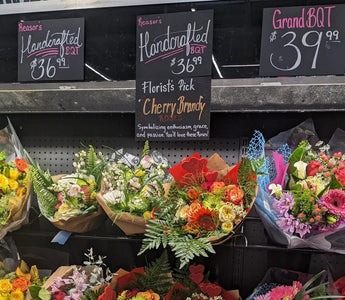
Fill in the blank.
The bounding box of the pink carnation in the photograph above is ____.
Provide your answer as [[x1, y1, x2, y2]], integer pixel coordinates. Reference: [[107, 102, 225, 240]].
[[322, 189, 345, 217]]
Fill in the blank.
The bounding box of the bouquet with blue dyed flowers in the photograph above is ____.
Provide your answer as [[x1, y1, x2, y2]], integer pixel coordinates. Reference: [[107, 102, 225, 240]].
[[248, 119, 345, 253]]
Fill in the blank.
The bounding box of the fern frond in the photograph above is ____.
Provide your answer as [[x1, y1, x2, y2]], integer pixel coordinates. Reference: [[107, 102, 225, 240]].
[[238, 157, 257, 208], [133, 251, 172, 298], [169, 235, 215, 269], [86, 145, 98, 175], [141, 141, 150, 158], [30, 166, 58, 218]]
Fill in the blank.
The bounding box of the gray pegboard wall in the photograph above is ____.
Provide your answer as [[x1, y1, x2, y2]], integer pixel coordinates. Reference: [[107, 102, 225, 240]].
[[21, 136, 243, 175]]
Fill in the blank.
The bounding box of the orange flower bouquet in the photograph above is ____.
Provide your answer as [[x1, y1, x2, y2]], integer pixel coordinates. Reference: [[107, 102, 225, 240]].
[[139, 152, 257, 268]]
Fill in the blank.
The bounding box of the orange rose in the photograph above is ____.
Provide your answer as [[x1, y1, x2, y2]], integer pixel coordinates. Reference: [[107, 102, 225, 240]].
[[11, 278, 30, 293], [137, 290, 160, 300], [210, 181, 225, 191], [14, 159, 28, 174], [226, 186, 244, 205], [187, 189, 200, 200]]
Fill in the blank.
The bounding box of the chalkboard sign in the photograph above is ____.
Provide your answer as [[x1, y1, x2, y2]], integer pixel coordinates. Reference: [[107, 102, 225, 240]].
[[260, 5, 345, 76], [136, 10, 213, 79], [18, 18, 84, 81], [135, 76, 211, 140]]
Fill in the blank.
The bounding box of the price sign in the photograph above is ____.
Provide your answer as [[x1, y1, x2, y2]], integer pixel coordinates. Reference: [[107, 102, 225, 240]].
[[260, 5, 345, 76], [136, 10, 213, 79], [18, 18, 84, 81], [135, 76, 211, 141]]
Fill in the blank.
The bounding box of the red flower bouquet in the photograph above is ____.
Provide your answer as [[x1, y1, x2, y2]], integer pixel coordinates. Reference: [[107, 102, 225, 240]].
[[139, 152, 257, 268]]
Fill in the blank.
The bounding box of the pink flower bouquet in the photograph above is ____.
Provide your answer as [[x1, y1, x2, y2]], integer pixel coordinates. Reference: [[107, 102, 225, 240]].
[[251, 119, 345, 252]]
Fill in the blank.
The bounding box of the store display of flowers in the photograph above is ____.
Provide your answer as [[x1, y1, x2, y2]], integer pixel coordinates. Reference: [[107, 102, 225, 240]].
[[139, 152, 257, 268], [96, 141, 171, 235], [0, 151, 31, 232], [28, 145, 105, 232]]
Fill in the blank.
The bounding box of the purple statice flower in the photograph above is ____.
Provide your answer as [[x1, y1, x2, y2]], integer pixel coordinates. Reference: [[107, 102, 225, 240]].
[[273, 192, 294, 216], [65, 289, 84, 300], [294, 219, 311, 238], [276, 214, 296, 234]]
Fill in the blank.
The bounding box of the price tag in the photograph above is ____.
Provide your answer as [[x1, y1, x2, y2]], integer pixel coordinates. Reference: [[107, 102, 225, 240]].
[[18, 18, 84, 81], [136, 10, 213, 79], [259, 5, 345, 76]]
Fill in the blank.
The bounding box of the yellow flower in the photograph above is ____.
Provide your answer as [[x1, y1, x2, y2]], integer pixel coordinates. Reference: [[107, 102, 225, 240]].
[[221, 221, 234, 233], [90, 191, 96, 199], [8, 179, 18, 191], [0, 279, 12, 295], [134, 169, 145, 177], [219, 205, 236, 222], [0, 175, 8, 189], [143, 211, 152, 220], [9, 289, 23, 300], [9, 170, 19, 180], [15, 267, 30, 281], [57, 203, 70, 214], [0, 293, 9, 300]]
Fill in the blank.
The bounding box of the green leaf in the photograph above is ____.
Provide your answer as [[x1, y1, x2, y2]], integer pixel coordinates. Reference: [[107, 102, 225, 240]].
[[329, 174, 343, 190], [38, 288, 51, 300]]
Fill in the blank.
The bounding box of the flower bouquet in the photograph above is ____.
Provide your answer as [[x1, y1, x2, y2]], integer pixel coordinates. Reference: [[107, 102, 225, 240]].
[[96, 141, 171, 235], [246, 268, 341, 300], [29, 145, 105, 233], [0, 119, 32, 239], [98, 251, 172, 300], [139, 152, 257, 268], [0, 259, 45, 300], [30, 248, 113, 300], [252, 119, 345, 252]]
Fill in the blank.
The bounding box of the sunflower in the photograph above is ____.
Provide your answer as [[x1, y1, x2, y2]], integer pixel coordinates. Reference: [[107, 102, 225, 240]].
[[188, 207, 219, 232]]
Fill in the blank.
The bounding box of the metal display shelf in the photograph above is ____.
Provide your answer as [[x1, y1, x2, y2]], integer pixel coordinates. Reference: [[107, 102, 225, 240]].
[[2, 76, 345, 113]]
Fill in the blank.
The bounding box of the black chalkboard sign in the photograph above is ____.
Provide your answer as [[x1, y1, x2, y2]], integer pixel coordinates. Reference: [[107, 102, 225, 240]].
[[260, 5, 345, 76], [136, 10, 213, 79], [18, 18, 84, 81], [135, 76, 211, 141]]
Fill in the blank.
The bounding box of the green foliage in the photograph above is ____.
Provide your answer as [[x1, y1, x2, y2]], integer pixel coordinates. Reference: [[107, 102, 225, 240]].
[[237, 157, 257, 208], [29, 165, 58, 218], [86, 145, 98, 175], [141, 141, 150, 158], [294, 270, 345, 300], [288, 140, 316, 178], [139, 217, 216, 269], [291, 189, 317, 219], [133, 251, 172, 298], [82, 287, 104, 300], [28, 285, 50, 300]]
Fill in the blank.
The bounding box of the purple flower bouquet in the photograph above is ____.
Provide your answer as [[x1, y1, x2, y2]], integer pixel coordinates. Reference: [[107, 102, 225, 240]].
[[249, 119, 345, 253]]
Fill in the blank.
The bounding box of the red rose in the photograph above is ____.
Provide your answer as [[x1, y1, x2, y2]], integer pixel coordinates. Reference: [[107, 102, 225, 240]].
[[336, 169, 345, 186], [334, 276, 345, 291], [307, 160, 321, 177], [52, 291, 66, 300]]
